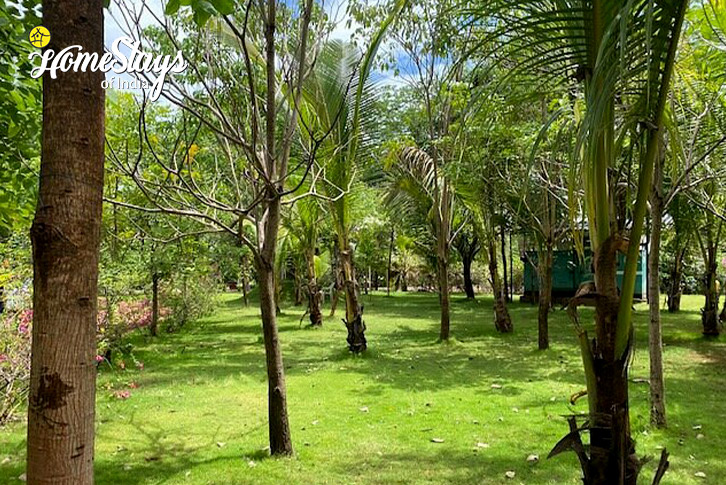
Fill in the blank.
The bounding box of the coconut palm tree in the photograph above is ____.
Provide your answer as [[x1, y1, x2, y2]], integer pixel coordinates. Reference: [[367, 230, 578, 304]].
[[385, 144, 458, 340], [282, 192, 328, 326], [468, 1, 688, 482], [297, 0, 407, 351]]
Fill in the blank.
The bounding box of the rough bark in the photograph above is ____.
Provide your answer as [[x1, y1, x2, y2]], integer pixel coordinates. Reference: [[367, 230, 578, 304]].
[[537, 243, 552, 350], [488, 240, 512, 333], [589, 235, 638, 485], [340, 242, 366, 352], [256, 247, 293, 455], [564, 235, 638, 485], [27, 1, 105, 482], [648, 150, 667, 428], [150, 272, 159, 337]]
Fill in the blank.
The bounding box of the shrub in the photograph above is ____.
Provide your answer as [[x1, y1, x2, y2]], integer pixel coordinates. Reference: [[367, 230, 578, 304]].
[[162, 272, 217, 333], [97, 298, 170, 363], [0, 308, 31, 425]]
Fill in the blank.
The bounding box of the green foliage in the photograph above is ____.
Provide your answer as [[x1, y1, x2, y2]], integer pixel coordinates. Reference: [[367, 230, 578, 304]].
[[0, 1, 41, 235]]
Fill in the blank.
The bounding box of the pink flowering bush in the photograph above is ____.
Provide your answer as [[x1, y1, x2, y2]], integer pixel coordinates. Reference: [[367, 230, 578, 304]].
[[97, 298, 169, 364], [1, 294, 165, 423], [0, 309, 32, 425]]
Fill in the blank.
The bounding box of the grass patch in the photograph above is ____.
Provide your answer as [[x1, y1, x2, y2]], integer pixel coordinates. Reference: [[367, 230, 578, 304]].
[[1, 293, 724, 484]]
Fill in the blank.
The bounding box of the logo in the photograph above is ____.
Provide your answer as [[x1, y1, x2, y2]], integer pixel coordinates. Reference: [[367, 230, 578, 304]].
[[28, 36, 187, 102], [29, 26, 51, 48]]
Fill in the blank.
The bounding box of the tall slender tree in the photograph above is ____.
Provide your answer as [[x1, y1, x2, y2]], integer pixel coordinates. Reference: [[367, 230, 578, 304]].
[[27, 0, 105, 482], [471, 1, 688, 482]]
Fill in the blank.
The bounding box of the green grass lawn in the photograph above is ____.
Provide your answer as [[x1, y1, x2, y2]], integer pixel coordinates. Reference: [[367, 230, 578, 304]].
[[2, 292, 725, 484]]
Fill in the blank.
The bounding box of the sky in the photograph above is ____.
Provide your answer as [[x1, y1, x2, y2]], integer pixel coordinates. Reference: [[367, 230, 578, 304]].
[[100, 0, 402, 94]]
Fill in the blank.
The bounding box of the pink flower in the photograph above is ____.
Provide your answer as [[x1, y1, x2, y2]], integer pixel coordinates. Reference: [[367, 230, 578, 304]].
[[0, 354, 7, 363], [128, 382, 139, 389], [95, 355, 104, 363]]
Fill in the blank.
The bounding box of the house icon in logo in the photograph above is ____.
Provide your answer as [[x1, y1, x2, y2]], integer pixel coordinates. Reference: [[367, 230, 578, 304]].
[[29, 26, 51, 48]]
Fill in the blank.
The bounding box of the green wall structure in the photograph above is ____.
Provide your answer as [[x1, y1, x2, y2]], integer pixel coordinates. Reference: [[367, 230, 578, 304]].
[[522, 245, 648, 302]]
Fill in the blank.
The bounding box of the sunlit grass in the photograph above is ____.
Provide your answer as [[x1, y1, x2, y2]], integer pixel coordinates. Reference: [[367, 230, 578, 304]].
[[1, 293, 723, 484]]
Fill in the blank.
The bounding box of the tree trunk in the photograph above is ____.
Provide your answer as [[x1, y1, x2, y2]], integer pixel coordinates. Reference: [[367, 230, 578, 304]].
[[648, 148, 666, 428], [500, 225, 510, 303], [580, 235, 638, 485], [238, 218, 250, 307], [257, 0, 293, 455], [294, 270, 303, 306], [305, 249, 322, 327], [509, 231, 514, 299], [241, 265, 250, 307], [329, 244, 341, 317], [387, 229, 394, 296], [666, 243, 685, 313], [364, 266, 370, 295], [150, 272, 159, 337], [27, 1, 105, 482], [537, 243, 552, 350], [702, 253, 719, 336], [437, 246, 451, 341], [488, 240, 512, 333], [273, 269, 282, 316], [256, 248, 293, 455], [340, 242, 366, 352], [463, 255, 475, 299], [329, 265, 342, 317]]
